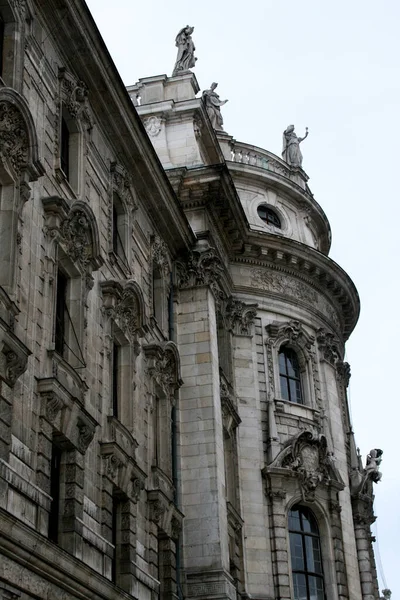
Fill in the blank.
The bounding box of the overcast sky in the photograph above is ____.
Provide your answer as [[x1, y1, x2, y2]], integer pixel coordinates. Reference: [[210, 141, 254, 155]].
[[86, 0, 399, 594]]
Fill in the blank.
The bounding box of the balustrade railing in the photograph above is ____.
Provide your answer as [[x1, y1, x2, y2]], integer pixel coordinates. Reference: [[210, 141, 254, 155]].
[[228, 141, 308, 188]]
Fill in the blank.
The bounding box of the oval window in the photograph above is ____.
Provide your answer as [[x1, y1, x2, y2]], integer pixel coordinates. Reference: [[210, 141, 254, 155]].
[[257, 205, 281, 228]]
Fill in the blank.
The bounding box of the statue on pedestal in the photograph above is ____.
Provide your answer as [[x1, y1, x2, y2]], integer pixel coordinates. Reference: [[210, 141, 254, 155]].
[[202, 83, 228, 131], [282, 125, 309, 168], [172, 26, 197, 77]]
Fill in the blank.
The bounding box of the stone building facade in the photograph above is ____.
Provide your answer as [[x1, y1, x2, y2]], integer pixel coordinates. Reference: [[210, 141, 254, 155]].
[[0, 1, 382, 600]]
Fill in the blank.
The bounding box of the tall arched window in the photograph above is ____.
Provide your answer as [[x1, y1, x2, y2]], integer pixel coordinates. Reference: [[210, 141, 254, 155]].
[[289, 505, 325, 600], [279, 346, 303, 404]]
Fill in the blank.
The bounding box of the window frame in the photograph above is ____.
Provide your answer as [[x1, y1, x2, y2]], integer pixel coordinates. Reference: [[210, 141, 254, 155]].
[[289, 505, 325, 600], [257, 204, 282, 228], [279, 346, 304, 404]]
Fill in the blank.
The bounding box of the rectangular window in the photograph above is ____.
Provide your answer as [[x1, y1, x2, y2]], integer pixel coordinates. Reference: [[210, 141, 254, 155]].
[[60, 116, 70, 179], [48, 443, 62, 543], [55, 269, 68, 355], [111, 493, 121, 584], [112, 342, 120, 418]]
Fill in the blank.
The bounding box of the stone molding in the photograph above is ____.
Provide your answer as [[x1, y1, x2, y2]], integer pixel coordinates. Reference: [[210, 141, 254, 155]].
[[37, 377, 97, 455], [265, 320, 322, 416], [147, 488, 183, 539], [0, 331, 30, 388], [100, 416, 145, 503], [42, 197, 104, 289], [175, 246, 224, 291], [0, 87, 44, 184], [265, 430, 344, 502], [152, 234, 171, 277], [0, 458, 52, 511], [110, 161, 137, 211], [220, 376, 241, 433], [316, 327, 342, 365], [58, 67, 93, 130], [100, 279, 146, 341], [226, 297, 258, 336], [143, 341, 183, 401]]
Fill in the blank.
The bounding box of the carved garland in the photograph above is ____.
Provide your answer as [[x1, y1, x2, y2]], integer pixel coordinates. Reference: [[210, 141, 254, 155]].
[[152, 235, 171, 278]]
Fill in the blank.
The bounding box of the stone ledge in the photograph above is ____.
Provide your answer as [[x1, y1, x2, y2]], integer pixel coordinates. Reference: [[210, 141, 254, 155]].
[[0, 458, 51, 511], [0, 508, 138, 600]]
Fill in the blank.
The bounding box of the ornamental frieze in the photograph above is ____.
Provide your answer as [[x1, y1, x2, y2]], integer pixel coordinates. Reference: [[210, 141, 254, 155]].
[[250, 267, 341, 331]]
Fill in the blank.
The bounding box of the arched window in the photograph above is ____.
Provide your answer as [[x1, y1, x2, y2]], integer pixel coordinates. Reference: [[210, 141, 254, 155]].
[[257, 205, 281, 228], [279, 346, 303, 403], [289, 505, 325, 600]]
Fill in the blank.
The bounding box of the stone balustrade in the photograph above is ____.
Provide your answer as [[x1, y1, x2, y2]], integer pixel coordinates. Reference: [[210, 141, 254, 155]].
[[226, 140, 309, 191]]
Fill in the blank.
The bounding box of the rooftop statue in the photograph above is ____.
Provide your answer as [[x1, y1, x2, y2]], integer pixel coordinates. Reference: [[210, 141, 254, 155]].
[[282, 125, 308, 168], [202, 83, 228, 131], [172, 26, 197, 77]]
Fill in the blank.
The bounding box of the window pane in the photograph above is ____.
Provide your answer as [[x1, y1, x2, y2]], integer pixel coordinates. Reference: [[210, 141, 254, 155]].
[[279, 351, 287, 375], [289, 509, 301, 532], [289, 379, 298, 403], [304, 535, 323, 574], [293, 573, 307, 600], [287, 353, 299, 378], [290, 532, 305, 571], [280, 375, 289, 400], [295, 380, 303, 403], [308, 575, 324, 600], [301, 508, 319, 535]]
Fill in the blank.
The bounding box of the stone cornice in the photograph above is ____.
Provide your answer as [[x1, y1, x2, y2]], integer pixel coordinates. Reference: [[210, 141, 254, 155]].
[[36, 0, 195, 258], [233, 236, 359, 341]]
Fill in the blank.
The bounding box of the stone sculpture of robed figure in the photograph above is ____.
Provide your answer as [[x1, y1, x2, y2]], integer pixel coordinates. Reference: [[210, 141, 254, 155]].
[[172, 26, 197, 76], [282, 125, 308, 168], [202, 83, 228, 131]]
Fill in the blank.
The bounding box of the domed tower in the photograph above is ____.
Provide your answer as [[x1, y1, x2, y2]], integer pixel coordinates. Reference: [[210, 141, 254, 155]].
[[128, 60, 380, 600]]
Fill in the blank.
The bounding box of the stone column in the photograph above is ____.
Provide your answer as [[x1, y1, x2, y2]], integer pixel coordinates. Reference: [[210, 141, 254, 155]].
[[177, 285, 231, 599], [329, 501, 349, 600], [354, 516, 376, 600], [267, 489, 291, 600]]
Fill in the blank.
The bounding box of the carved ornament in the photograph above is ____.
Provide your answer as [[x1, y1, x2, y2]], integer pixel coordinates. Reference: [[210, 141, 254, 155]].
[[144, 342, 182, 401], [77, 415, 96, 453], [317, 328, 341, 365], [58, 68, 93, 130], [0, 101, 29, 175], [268, 430, 340, 502], [226, 298, 258, 336], [176, 247, 223, 290], [152, 235, 171, 277], [0, 335, 30, 388], [100, 279, 145, 341], [110, 161, 136, 211], [144, 116, 162, 137]]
